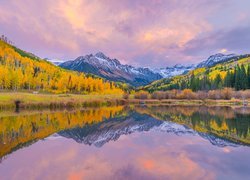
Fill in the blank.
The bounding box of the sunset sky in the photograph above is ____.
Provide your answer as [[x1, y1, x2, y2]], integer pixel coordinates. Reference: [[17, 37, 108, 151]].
[[0, 0, 250, 67]]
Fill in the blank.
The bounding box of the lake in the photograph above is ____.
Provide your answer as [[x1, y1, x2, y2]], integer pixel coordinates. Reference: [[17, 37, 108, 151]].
[[0, 105, 250, 180]]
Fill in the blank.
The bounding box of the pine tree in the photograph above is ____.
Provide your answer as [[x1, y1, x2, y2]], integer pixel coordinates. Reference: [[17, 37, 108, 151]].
[[190, 73, 197, 91], [241, 64, 247, 90], [235, 65, 241, 90], [230, 70, 235, 88], [213, 74, 222, 89], [224, 70, 231, 87], [247, 65, 250, 89]]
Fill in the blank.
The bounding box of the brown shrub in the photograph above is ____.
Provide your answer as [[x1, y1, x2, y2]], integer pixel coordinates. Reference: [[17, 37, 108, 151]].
[[134, 91, 150, 99], [208, 88, 233, 100], [234, 90, 250, 99], [151, 91, 166, 100], [166, 90, 178, 99], [197, 91, 208, 100], [208, 90, 221, 100], [220, 88, 233, 100], [135, 88, 245, 100], [178, 89, 197, 99]]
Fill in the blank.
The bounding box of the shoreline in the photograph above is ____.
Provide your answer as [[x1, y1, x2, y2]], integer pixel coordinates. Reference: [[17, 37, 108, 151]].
[[0, 92, 249, 110], [128, 99, 249, 106]]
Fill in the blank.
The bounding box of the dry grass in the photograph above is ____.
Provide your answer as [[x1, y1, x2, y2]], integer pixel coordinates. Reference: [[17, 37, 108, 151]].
[[0, 92, 124, 110], [0, 92, 249, 110]]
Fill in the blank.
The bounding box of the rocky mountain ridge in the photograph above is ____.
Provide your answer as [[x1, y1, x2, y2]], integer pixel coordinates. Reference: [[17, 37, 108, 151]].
[[58, 52, 246, 86]]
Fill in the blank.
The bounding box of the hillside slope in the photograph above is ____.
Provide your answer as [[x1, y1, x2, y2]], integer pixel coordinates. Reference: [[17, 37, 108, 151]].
[[143, 54, 250, 92], [0, 38, 123, 94]]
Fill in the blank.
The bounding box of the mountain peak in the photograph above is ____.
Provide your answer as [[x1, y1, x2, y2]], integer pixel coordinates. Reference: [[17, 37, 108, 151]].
[[211, 53, 224, 56], [197, 53, 238, 68], [209, 53, 236, 58], [95, 52, 108, 59], [173, 64, 182, 68]]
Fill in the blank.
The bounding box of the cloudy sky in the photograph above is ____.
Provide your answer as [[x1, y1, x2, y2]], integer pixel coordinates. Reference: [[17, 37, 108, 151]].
[[0, 0, 250, 67]]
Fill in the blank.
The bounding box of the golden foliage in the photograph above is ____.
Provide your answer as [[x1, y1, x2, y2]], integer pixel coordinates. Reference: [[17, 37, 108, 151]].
[[0, 40, 123, 95]]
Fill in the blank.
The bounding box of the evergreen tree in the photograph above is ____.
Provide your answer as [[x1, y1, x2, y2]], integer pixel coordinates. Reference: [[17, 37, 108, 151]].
[[180, 80, 187, 90], [235, 65, 241, 90], [200, 75, 209, 90], [224, 70, 231, 87], [190, 73, 198, 91], [247, 65, 250, 89], [230, 70, 235, 88], [241, 64, 247, 90], [213, 74, 222, 89]]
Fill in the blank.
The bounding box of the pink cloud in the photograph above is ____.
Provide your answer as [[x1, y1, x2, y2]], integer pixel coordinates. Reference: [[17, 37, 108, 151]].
[[0, 0, 249, 67]]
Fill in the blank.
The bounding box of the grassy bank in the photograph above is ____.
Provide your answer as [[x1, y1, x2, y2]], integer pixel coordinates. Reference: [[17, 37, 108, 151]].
[[0, 92, 249, 110], [0, 92, 125, 110]]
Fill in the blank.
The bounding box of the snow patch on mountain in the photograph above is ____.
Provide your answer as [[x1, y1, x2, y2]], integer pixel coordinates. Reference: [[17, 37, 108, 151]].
[[152, 53, 239, 78], [197, 53, 237, 68], [153, 53, 239, 78], [152, 64, 196, 78]]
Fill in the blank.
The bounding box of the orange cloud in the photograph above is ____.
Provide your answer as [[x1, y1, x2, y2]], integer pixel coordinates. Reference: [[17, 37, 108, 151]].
[[142, 159, 155, 170], [68, 171, 85, 180]]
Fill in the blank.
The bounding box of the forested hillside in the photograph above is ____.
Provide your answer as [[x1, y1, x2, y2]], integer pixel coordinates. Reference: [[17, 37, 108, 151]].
[[0, 37, 123, 94], [143, 55, 250, 92]]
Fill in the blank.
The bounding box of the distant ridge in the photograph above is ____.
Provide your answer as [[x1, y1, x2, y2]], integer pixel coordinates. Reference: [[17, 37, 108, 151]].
[[60, 52, 248, 87]]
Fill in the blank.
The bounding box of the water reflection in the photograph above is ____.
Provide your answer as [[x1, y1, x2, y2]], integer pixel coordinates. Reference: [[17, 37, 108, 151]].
[[135, 105, 250, 145], [59, 111, 162, 147], [0, 105, 250, 179], [0, 106, 125, 159]]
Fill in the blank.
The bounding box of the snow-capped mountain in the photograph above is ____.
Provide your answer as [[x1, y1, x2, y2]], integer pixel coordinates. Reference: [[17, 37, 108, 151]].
[[59, 52, 199, 86], [196, 53, 237, 68], [59, 52, 249, 86], [152, 64, 196, 78], [60, 52, 162, 86], [154, 53, 244, 78], [58, 112, 239, 148]]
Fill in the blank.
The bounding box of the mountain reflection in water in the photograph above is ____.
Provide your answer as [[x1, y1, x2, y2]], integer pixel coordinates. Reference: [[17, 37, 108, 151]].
[[59, 111, 240, 148], [0, 105, 250, 179]]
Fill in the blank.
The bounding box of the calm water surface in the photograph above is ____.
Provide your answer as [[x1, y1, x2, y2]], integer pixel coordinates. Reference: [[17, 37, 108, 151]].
[[0, 105, 250, 180]]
